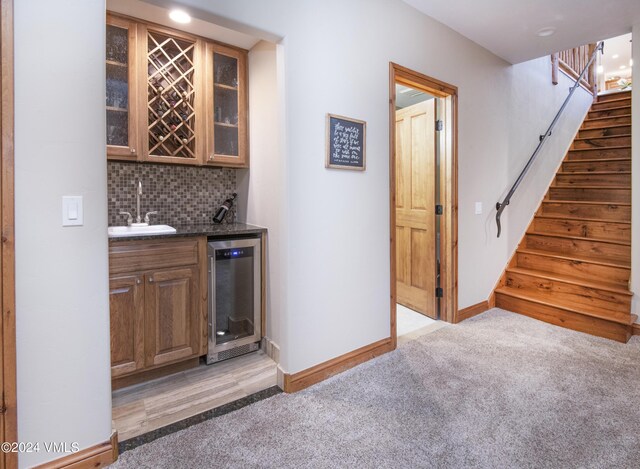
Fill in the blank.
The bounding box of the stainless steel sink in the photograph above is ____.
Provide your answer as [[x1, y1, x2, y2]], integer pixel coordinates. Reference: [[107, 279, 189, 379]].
[[108, 224, 177, 238]]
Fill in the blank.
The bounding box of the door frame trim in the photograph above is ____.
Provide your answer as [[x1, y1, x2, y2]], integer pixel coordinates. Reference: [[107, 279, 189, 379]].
[[389, 63, 459, 347], [1, 0, 18, 466]]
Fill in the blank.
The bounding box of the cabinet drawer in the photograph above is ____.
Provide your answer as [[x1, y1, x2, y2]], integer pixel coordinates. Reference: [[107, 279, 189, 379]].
[[109, 238, 200, 274]]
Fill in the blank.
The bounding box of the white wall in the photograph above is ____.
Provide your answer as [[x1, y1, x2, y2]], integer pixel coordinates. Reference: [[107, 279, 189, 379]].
[[631, 23, 639, 320], [237, 41, 287, 352], [167, 0, 592, 374], [14, 1, 112, 467]]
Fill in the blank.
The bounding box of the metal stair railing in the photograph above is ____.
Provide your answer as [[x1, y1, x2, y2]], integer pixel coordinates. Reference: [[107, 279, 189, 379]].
[[495, 41, 604, 237]]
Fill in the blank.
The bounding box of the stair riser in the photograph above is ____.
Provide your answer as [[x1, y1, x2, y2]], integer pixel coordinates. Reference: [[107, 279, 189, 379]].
[[516, 252, 630, 285], [572, 136, 630, 150], [495, 293, 631, 343], [566, 148, 630, 160], [548, 187, 630, 203], [597, 92, 631, 103], [525, 234, 630, 262], [582, 115, 631, 128], [505, 271, 631, 313], [555, 173, 630, 186], [533, 218, 630, 242], [591, 98, 631, 111], [588, 107, 631, 118], [540, 202, 630, 221], [578, 126, 631, 138], [562, 160, 630, 173]]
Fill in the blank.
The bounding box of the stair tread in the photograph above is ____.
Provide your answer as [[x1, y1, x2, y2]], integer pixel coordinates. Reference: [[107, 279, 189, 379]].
[[568, 145, 630, 151], [564, 158, 631, 163], [517, 248, 631, 269], [542, 200, 630, 206], [534, 214, 631, 224], [527, 231, 631, 246], [550, 185, 629, 189], [556, 171, 631, 175], [593, 96, 631, 104], [590, 103, 631, 109], [506, 266, 632, 295], [495, 287, 636, 325], [584, 114, 631, 122], [580, 123, 631, 130], [573, 134, 631, 141], [556, 171, 631, 176]]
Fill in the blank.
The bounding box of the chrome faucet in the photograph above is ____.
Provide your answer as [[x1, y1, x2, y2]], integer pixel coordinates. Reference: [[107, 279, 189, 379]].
[[119, 179, 159, 226], [136, 180, 142, 224]]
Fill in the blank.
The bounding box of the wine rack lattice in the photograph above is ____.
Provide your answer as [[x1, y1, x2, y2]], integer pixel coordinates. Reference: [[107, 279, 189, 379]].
[[147, 31, 196, 159]]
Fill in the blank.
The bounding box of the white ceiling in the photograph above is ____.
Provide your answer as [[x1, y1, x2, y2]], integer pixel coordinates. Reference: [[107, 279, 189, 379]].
[[600, 33, 632, 80], [403, 0, 640, 64], [107, 0, 261, 50]]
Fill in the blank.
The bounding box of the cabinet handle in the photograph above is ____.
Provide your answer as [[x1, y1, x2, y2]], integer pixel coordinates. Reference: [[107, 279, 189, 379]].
[[136, 279, 142, 285], [130, 148, 136, 154], [148, 277, 154, 283]]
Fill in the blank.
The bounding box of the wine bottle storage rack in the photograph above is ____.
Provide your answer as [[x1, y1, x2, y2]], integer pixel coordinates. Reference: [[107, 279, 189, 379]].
[[147, 31, 196, 159]]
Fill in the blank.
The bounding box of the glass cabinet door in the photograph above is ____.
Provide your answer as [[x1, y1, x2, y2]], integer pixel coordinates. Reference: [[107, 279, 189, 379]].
[[207, 44, 247, 167], [106, 16, 137, 159]]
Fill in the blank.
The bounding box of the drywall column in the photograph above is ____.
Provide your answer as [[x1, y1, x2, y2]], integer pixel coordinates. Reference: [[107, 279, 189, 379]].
[[237, 40, 287, 362], [631, 22, 640, 320], [14, 1, 112, 467]]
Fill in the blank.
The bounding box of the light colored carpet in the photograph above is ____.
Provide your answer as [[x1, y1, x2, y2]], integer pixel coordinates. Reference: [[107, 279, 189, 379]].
[[112, 309, 640, 468]]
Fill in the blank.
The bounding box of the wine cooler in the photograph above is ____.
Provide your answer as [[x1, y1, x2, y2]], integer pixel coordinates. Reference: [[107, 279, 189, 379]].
[[207, 237, 261, 364]]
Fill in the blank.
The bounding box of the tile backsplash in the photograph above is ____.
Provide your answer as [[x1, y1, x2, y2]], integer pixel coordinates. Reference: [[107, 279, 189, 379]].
[[107, 161, 236, 226]]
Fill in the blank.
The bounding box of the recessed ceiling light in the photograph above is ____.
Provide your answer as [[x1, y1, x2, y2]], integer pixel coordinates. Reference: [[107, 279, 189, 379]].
[[596, 65, 604, 74], [612, 54, 619, 59], [169, 9, 191, 24], [536, 27, 556, 37], [619, 65, 626, 70]]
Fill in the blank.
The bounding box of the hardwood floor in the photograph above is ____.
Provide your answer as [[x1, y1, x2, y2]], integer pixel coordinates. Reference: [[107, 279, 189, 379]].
[[112, 351, 277, 441]]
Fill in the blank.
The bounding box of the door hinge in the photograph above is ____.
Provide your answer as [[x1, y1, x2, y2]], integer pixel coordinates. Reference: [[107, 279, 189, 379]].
[[435, 287, 443, 298], [435, 120, 443, 131], [435, 205, 443, 215]]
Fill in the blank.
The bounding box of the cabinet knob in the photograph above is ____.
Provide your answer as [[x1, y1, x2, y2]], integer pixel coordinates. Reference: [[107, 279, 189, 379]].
[[130, 148, 136, 154], [136, 279, 142, 285], [148, 277, 154, 283]]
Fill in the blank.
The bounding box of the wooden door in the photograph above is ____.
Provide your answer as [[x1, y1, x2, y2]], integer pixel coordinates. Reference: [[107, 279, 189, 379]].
[[1, 1, 17, 466], [109, 274, 145, 377], [144, 266, 200, 367], [395, 100, 437, 318]]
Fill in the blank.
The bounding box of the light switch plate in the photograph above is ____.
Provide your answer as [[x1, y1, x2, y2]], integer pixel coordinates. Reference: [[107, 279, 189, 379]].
[[62, 196, 83, 226], [475, 202, 483, 215]]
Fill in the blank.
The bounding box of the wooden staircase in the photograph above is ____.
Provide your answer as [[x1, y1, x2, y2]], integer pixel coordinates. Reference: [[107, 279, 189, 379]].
[[495, 90, 635, 342]]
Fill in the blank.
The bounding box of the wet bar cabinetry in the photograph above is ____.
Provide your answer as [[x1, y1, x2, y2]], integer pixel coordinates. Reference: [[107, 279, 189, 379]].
[[105, 13, 248, 168], [109, 237, 207, 388]]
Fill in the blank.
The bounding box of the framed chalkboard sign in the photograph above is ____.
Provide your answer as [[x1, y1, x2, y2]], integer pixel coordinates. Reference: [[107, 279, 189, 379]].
[[325, 114, 366, 171]]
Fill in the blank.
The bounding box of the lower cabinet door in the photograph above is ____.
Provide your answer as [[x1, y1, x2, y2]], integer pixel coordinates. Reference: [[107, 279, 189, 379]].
[[144, 266, 200, 367], [109, 274, 145, 377]]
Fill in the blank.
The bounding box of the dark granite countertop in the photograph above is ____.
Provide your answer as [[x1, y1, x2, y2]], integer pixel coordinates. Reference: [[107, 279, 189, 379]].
[[108, 222, 266, 242]]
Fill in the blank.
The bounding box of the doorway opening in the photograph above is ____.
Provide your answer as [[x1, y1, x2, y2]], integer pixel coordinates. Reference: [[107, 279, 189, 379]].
[[389, 64, 458, 347]]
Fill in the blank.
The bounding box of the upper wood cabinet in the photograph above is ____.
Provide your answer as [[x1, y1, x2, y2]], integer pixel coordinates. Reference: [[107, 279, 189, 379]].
[[106, 13, 248, 168], [106, 15, 139, 160], [205, 43, 248, 167]]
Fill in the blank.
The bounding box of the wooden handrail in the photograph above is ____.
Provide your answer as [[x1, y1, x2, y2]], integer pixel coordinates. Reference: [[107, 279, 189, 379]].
[[551, 43, 598, 95]]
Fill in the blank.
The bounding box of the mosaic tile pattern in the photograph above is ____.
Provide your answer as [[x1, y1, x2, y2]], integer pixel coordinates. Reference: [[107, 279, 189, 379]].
[[107, 162, 236, 226]]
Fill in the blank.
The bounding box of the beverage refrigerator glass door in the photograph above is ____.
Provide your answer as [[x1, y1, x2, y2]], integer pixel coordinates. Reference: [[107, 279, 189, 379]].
[[207, 237, 261, 364]]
